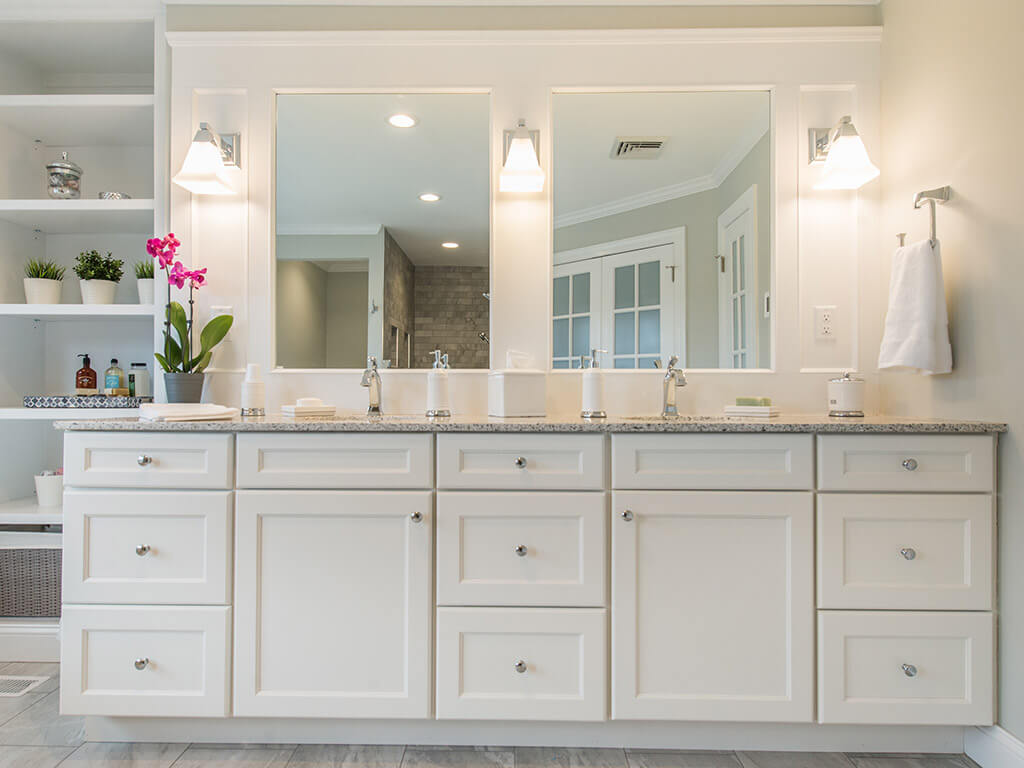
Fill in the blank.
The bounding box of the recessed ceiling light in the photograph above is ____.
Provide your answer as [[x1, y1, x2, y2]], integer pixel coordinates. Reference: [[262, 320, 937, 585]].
[[419, 193, 441, 202], [441, 242, 459, 249], [388, 114, 417, 128]]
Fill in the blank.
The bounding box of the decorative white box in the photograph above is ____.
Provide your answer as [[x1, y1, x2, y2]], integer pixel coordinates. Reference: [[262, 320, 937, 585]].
[[488, 370, 546, 418]]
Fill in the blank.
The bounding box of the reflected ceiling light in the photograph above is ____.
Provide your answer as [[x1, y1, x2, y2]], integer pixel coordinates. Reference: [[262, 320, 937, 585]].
[[441, 242, 460, 249], [809, 115, 880, 190], [419, 193, 442, 202], [500, 119, 545, 193], [172, 122, 239, 196], [388, 114, 417, 128]]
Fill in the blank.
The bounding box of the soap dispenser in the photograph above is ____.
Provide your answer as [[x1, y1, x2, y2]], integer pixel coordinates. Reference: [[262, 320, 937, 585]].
[[581, 348, 608, 419], [75, 354, 97, 396], [426, 349, 451, 418]]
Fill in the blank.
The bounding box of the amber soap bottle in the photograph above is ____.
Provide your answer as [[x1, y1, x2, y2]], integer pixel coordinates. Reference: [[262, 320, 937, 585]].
[[75, 354, 98, 396]]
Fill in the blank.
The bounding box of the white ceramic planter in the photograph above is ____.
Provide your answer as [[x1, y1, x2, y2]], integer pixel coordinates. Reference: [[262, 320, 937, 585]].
[[23, 278, 62, 304], [80, 279, 118, 305], [137, 278, 155, 304], [34, 474, 63, 507]]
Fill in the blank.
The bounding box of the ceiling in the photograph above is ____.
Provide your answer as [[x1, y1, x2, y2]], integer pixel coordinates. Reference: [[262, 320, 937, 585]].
[[0, 21, 153, 77], [276, 93, 490, 267], [553, 91, 770, 227]]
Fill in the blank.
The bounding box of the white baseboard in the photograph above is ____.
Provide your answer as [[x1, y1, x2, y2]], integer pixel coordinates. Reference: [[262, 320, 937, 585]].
[[0, 619, 59, 662], [86, 718, 964, 753], [966, 726, 1024, 768]]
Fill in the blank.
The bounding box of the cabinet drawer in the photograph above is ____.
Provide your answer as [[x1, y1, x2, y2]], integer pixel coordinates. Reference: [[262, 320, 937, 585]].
[[62, 490, 232, 605], [818, 494, 993, 610], [437, 434, 604, 490], [60, 605, 231, 717], [64, 433, 233, 489], [437, 492, 606, 607], [236, 433, 432, 489], [436, 607, 606, 721], [612, 434, 813, 490], [818, 611, 993, 726], [817, 435, 994, 492]]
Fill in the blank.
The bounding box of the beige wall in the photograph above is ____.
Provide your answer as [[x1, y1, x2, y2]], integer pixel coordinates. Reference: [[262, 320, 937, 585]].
[[326, 271, 370, 368], [553, 132, 770, 368], [167, 4, 879, 32], [879, 0, 1023, 740], [276, 259, 327, 368]]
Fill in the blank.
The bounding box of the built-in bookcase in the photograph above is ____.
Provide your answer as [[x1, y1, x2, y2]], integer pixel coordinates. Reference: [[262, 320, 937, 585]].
[[0, 14, 165, 515]]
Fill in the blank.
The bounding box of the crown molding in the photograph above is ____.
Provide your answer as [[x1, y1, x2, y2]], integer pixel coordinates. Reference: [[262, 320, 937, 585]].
[[166, 26, 882, 48], [165, 0, 878, 5]]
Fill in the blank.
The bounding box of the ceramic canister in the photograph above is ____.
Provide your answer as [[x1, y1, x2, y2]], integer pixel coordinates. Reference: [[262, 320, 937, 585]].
[[828, 371, 865, 417]]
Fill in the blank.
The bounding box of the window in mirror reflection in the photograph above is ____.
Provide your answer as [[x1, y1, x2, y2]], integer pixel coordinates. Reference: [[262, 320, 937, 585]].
[[552, 91, 771, 370], [275, 93, 490, 370]]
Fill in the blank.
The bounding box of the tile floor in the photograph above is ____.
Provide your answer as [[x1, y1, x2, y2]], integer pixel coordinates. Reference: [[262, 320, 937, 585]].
[[0, 664, 981, 768]]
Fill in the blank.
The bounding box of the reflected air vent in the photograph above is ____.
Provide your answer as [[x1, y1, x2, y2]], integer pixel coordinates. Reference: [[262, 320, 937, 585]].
[[611, 137, 666, 159]]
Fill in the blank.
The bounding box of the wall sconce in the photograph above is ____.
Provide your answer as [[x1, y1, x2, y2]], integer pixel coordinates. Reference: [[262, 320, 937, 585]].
[[808, 115, 879, 190], [172, 122, 240, 195], [500, 119, 545, 193]]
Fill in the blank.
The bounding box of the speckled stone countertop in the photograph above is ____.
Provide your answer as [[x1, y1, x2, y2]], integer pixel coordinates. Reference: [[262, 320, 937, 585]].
[[54, 414, 1007, 434]]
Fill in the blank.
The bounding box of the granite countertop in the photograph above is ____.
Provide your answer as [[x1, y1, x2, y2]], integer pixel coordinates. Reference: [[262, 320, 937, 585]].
[[54, 413, 1008, 434]]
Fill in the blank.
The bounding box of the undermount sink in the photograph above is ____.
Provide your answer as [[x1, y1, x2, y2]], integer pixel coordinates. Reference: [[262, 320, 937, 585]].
[[620, 415, 719, 422]]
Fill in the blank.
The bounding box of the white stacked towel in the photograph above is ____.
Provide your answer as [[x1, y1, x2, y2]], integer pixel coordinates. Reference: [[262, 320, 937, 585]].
[[139, 403, 240, 422], [878, 238, 952, 375]]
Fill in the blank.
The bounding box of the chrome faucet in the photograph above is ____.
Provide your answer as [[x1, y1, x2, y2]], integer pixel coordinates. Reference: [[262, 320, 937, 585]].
[[360, 356, 382, 415], [655, 355, 687, 417]]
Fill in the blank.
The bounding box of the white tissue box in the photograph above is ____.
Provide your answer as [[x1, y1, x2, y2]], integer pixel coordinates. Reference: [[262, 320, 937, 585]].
[[488, 369, 546, 418]]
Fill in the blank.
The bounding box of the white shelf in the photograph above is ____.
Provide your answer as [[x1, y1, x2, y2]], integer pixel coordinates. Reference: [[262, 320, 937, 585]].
[[0, 94, 154, 146], [0, 303, 155, 320], [0, 497, 61, 525], [0, 407, 139, 420], [0, 199, 155, 234]]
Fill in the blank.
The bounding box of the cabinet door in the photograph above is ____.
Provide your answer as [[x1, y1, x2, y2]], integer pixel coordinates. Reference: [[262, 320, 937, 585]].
[[611, 491, 813, 722], [234, 490, 433, 718]]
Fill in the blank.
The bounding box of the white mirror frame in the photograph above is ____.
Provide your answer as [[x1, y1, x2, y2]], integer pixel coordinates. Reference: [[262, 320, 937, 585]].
[[167, 28, 880, 413]]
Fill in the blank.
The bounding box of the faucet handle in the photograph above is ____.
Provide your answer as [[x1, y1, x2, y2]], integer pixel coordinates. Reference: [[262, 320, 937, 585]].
[[667, 354, 680, 369], [366, 356, 378, 370]]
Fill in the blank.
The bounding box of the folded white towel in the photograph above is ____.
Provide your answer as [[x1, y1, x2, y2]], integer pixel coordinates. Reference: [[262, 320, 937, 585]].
[[878, 238, 952, 375], [139, 403, 240, 422]]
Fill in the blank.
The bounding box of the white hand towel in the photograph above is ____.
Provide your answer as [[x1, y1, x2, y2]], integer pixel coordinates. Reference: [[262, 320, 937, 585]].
[[139, 403, 240, 422], [878, 238, 953, 375]]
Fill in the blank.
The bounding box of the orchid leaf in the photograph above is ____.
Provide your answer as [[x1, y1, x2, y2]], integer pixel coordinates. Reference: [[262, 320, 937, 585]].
[[192, 350, 213, 373], [166, 336, 182, 371], [167, 301, 189, 367], [153, 352, 172, 373]]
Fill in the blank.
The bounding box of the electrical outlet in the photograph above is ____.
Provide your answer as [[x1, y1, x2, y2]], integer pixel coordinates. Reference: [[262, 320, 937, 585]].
[[815, 305, 837, 340]]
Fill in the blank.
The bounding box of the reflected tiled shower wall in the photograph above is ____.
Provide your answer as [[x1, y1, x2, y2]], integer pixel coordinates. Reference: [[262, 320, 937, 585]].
[[383, 229, 415, 368], [414, 266, 489, 370]]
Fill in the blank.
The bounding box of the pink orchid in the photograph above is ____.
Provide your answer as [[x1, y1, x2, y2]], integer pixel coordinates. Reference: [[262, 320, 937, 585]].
[[187, 267, 207, 288], [168, 261, 188, 289]]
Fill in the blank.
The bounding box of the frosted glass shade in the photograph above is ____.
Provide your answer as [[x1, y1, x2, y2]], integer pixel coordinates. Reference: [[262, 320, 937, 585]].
[[814, 132, 880, 190], [500, 132, 545, 193], [172, 139, 233, 195]]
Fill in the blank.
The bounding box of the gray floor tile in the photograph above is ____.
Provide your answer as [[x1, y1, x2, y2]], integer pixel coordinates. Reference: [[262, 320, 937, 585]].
[[848, 758, 968, 768], [0, 694, 51, 730], [517, 749, 627, 768], [0, 665, 59, 695], [61, 742, 189, 768], [0, 693, 84, 748], [0, 746, 76, 768], [288, 746, 404, 768], [402, 748, 514, 768], [628, 752, 742, 768], [738, 754, 855, 768], [172, 747, 295, 768], [199, 746, 299, 752]]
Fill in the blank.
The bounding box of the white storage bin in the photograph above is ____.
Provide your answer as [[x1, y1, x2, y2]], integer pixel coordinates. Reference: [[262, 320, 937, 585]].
[[488, 369, 546, 418]]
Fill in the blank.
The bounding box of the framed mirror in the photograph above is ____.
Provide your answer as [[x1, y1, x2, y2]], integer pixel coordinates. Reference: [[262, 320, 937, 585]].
[[275, 92, 490, 370], [552, 90, 771, 370]]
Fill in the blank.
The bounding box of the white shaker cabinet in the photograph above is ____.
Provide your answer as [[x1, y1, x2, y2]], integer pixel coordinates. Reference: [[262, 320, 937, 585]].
[[611, 490, 814, 722], [233, 490, 433, 718]]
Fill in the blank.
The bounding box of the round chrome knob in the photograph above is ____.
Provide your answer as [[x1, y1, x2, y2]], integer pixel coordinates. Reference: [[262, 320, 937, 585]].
[[137, 455, 153, 467], [513, 660, 527, 674], [900, 547, 917, 561], [514, 456, 527, 469], [901, 663, 917, 678], [902, 458, 919, 471], [134, 657, 149, 671], [621, 510, 634, 522], [514, 544, 528, 557], [135, 544, 151, 557], [410, 511, 423, 523]]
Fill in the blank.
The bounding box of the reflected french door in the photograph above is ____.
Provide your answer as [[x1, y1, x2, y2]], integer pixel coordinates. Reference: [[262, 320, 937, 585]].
[[718, 185, 758, 369]]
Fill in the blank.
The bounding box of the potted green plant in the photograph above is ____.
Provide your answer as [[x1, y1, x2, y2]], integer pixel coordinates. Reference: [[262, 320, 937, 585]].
[[134, 260, 155, 304], [74, 250, 124, 304], [23, 259, 66, 304], [147, 234, 233, 403]]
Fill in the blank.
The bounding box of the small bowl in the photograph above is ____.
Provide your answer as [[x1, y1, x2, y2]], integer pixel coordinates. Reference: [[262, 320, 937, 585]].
[[98, 192, 131, 200]]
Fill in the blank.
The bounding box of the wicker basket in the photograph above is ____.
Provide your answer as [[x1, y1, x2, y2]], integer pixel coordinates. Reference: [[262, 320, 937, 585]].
[[0, 538, 61, 618]]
